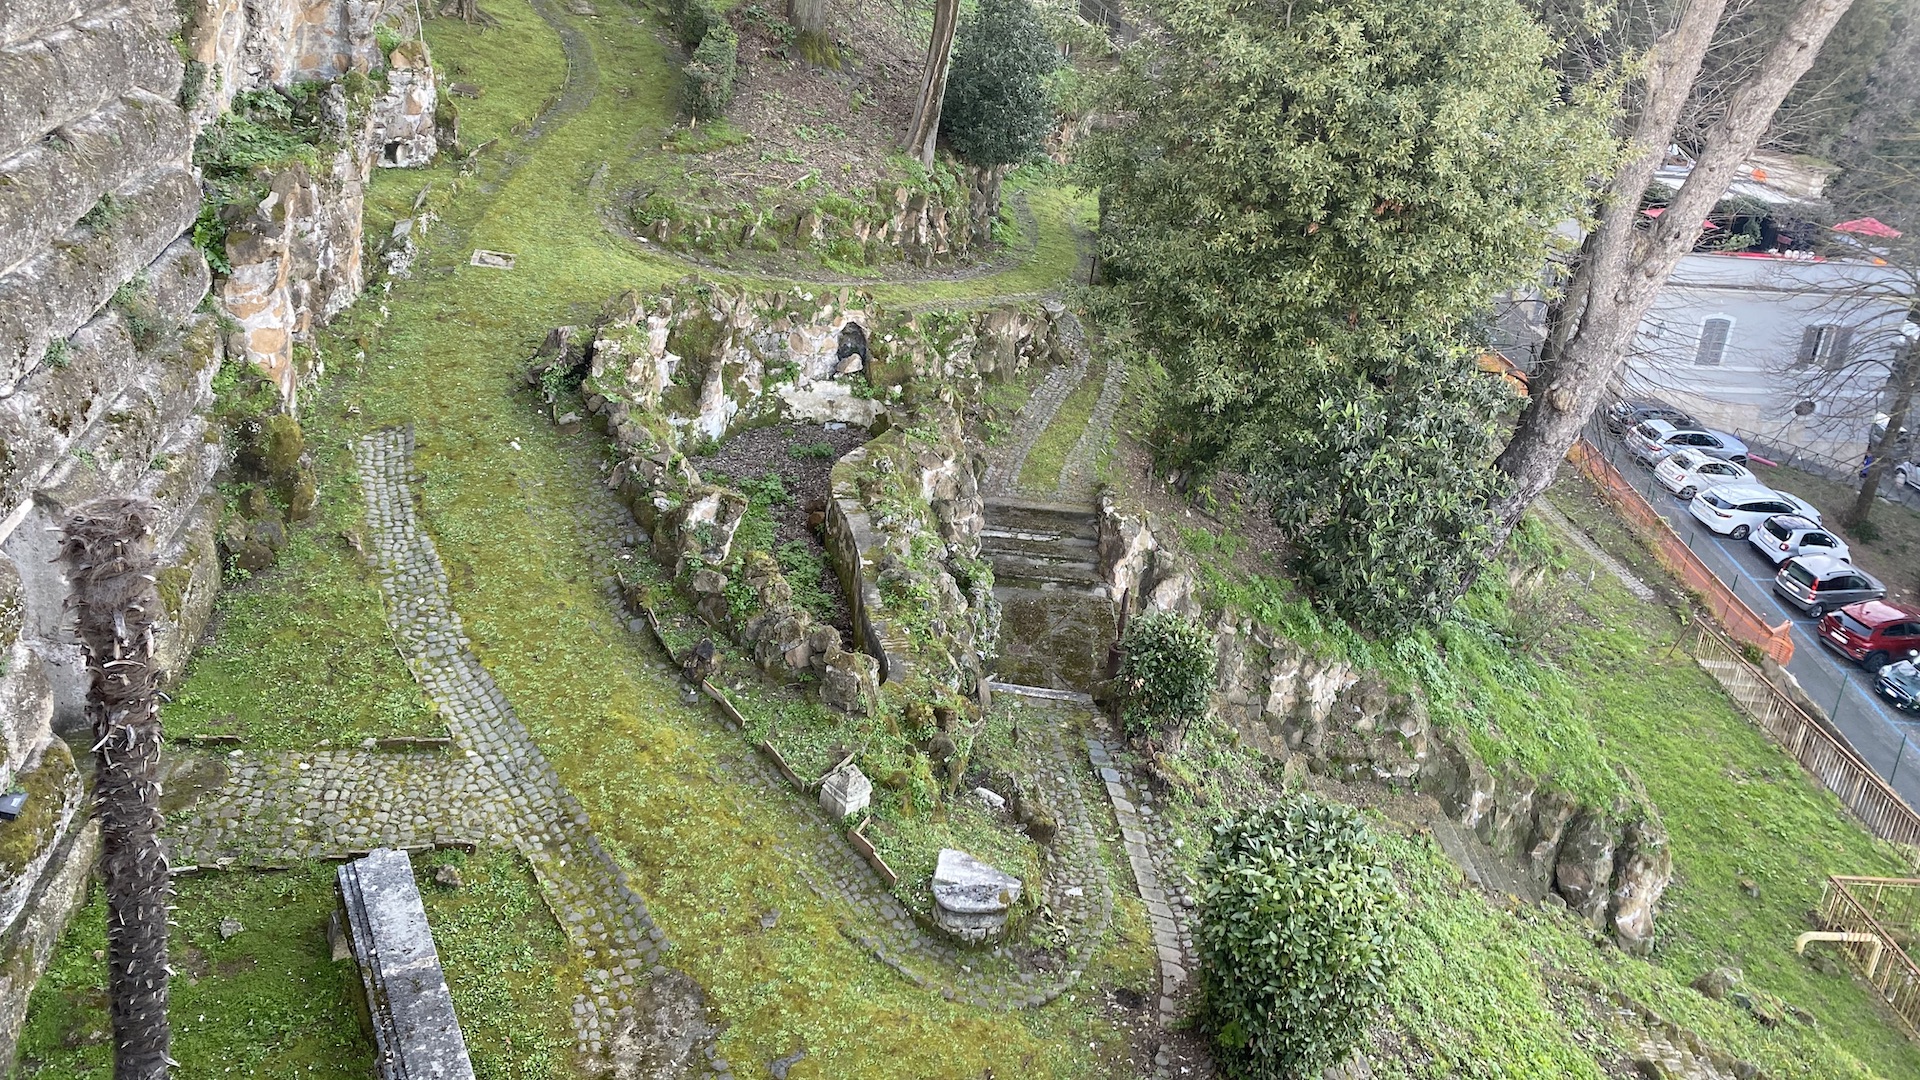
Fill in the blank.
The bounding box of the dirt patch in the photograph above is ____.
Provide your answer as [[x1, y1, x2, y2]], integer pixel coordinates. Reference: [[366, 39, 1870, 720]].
[[694, 421, 870, 635]]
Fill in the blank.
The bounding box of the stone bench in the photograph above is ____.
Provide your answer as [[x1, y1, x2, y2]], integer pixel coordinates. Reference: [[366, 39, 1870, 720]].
[[337, 849, 476, 1080]]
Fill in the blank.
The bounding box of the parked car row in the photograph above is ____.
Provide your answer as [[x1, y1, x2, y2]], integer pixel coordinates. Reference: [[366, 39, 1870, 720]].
[[1607, 397, 1920, 687]]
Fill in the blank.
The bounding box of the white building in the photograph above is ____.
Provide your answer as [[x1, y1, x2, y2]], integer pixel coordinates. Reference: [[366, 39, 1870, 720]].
[[1619, 251, 1912, 461]]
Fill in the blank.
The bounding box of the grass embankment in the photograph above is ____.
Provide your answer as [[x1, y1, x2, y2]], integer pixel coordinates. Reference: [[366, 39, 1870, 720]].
[[22, 0, 1126, 1076], [1155, 473, 1919, 1078], [14, 853, 575, 1079]]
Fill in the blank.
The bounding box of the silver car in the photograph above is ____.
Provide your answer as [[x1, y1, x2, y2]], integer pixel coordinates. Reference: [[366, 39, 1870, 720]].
[[1748, 514, 1850, 566], [1688, 483, 1821, 540], [1773, 554, 1885, 617], [1626, 420, 1751, 468]]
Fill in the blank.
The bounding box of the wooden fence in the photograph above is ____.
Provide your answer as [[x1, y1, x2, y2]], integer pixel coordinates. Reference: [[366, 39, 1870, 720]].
[[1691, 625, 1920, 857], [1819, 876, 1920, 1037], [1570, 438, 1795, 664]]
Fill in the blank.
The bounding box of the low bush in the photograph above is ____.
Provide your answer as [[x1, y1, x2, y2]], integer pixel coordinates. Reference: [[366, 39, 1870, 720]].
[[1198, 796, 1402, 1080], [684, 24, 739, 120], [1115, 609, 1215, 741], [670, 0, 723, 50]]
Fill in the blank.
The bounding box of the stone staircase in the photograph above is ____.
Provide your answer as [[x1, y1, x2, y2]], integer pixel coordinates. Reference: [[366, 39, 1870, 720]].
[[981, 499, 1116, 692], [1424, 815, 1544, 902]]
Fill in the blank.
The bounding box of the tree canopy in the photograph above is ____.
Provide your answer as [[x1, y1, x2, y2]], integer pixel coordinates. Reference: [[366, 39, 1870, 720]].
[[1078, 0, 1612, 628], [940, 0, 1060, 170], [1079, 0, 1614, 476]]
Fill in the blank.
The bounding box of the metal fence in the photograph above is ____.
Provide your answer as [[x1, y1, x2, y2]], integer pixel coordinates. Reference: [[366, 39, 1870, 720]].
[[1571, 437, 1796, 664], [1819, 876, 1920, 1037], [1692, 625, 1920, 857]]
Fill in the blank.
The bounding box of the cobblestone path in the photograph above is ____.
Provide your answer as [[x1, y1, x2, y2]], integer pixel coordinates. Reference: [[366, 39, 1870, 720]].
[[1054, 333, 1126, 502], [356, 426, 726, 1077], [1089, 737, 1211, 1079], [982, 347, 1087, 496], [168, 750, 494, 866]]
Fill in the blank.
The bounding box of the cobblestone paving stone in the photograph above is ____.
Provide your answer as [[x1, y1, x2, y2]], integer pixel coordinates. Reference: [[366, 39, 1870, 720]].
[[355, 426, 726, 1077]]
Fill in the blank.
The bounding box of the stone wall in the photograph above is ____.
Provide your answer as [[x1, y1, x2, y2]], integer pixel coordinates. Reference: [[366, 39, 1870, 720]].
[[573, 283, 1058, 706], [1094, 492, 1674, 953], [824, 412, 996, 698], [0, 0, 226, 1065], [632, 177, 978, 269], [0, 0, 435, 1064]]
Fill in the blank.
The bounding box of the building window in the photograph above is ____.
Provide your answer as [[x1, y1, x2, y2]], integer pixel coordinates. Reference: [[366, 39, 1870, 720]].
[[1797, 324, 1854, 369], [1694, 316, 1732, 366]]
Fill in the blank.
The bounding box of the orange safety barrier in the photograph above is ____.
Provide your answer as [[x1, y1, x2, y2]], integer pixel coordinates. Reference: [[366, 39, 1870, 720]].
[[1568, 438, 1795, 665]]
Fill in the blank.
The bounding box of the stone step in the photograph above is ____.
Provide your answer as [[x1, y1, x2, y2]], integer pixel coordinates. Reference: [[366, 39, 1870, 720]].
[[979, 527, 1098, 562], [983, 498, 1099, 542], [992, 577, 1112, 600], [986, 552, 1105, 589]]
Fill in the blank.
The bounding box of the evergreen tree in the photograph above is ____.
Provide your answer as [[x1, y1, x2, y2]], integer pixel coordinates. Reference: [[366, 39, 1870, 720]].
[[940, 0, 1059, 242]]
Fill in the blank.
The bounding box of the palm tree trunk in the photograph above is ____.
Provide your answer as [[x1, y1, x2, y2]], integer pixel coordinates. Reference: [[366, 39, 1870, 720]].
[[60, 497, 171, 1080]]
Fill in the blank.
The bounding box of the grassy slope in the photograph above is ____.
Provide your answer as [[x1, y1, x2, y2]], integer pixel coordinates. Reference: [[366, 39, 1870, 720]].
[[1148, 466, 1919, 1077], [40, 1, 1120, 1077]]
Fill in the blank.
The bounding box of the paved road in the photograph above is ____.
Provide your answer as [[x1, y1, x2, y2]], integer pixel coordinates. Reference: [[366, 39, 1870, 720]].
[[1592, 436, 1920, 809]]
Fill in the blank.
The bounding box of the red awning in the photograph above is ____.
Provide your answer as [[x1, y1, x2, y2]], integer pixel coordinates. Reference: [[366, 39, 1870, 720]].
[[1832, 217, 1902, 239]]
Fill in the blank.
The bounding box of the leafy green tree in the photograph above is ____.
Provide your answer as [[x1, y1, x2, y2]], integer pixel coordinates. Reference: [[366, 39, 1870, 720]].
[[940, 0, 1059, 237], [1080, 0, 1610, 473], [1252, 337, 1518, 633], [1198, 796, 1402, 1080], [1115, 610, 1216, 742]]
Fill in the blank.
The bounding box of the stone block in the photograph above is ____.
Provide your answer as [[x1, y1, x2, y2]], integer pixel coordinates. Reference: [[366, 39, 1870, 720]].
[[931, 848, 1022, 944], [337, 849, 477, 1080], [818, 764, 871, 819]]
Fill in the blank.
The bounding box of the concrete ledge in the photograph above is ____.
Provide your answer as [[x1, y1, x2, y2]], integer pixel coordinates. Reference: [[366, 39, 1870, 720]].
[[338, 849, 476, 1080]]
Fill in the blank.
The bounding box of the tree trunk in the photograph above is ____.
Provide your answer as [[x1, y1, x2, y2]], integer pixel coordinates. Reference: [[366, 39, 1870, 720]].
[[1485, 0, 1859, 553], [903, 0, 960, 168], [1846, 346, 1916, 527], [60, 498, 171, 1080], [788, 0, 827, 35]]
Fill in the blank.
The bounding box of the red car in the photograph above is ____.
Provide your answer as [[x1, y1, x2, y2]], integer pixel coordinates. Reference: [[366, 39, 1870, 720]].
[[1818, 600, 1920, 671]]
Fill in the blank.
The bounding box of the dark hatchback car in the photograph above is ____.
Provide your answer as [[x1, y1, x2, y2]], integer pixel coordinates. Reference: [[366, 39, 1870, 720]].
[[1876, 658, 1920, 712], [1605, 398, 1701, 435], [1818, 600, 1920, 671], [1772, 554, 1885, 617]]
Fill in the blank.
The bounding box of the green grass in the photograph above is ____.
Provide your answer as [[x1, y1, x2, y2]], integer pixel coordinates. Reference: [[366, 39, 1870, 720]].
[[13, 853, 578, 1080], [163, 433, 437, 749], [15, 866, 373, 1078]]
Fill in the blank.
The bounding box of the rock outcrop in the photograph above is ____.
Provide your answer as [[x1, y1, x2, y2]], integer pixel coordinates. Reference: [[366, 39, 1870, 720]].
[[1094, 491, 1675, 949]]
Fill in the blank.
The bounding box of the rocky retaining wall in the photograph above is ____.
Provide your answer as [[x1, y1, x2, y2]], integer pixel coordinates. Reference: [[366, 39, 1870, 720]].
[[570, 283, 1059, 706], [1095, 492, 1673, 952], [632, 177, 977, 268], [824, 409, 995, 698]]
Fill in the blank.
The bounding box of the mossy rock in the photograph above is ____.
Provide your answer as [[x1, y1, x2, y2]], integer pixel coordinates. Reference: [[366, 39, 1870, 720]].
[[0, 739, 78, 879], [259, 413, 305, 478], [155, 565, 193, 624]]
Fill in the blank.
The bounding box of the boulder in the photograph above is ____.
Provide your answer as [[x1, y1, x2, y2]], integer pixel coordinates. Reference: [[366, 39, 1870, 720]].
[[1553, 809, 1616, 926], [1609, 817, 1673, 955]]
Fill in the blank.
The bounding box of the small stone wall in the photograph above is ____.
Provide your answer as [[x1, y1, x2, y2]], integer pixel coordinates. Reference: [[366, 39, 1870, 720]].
[[575, 282, 1060, 703], [1094, 491, 1674, 953], [632, 176, 977, 268], [824, 411, 996, 697]]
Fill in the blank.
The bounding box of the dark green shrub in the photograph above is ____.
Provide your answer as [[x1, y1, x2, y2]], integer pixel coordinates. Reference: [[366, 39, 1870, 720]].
[[1115, 610, 1215, 741], [684, 24, 739, 120], [1198, 796, 1402, 1079], [940, 0, 1059, 170], [672, 0, 722, 50]]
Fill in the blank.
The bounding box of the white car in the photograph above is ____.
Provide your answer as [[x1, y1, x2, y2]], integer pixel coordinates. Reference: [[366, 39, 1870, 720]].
[[1687, 483, 1821, 540], [1896, 461, 1920, 492], [1747, 514, 1850, 566], [1654, 449, 1755, 499]]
